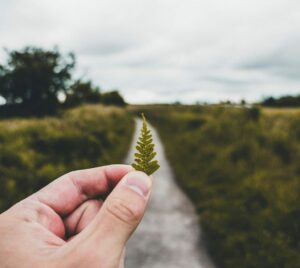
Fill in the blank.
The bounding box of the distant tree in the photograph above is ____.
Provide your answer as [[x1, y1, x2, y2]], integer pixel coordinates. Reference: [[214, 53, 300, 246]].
[[65, 80, 101, 107], [0, 46, 75, 115], [262, 95, 300, 107], [101, 91, 126, 106], [241, 99, 246, 106], [262, 97, 276, 106]]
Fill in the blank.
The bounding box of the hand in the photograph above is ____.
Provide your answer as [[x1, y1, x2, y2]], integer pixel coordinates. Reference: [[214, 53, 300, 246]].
[[0, 165, 152, 268]]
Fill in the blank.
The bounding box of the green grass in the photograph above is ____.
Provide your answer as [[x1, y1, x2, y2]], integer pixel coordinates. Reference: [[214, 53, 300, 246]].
[[0, 104, 134, 212], [138, 105, 300, 268], [261, 107, 300, 116]]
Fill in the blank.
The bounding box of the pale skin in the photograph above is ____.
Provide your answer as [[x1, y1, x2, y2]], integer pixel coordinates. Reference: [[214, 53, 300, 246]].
[[0, 165, 152, 268]]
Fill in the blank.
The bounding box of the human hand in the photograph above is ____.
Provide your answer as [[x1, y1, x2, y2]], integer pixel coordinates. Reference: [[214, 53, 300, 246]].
[[0, 165, 152, 268]]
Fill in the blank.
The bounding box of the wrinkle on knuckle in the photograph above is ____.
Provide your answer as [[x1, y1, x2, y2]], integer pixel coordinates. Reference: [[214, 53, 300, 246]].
[[17, 199, 54, 226], [106, 198, 141, 226], [16, 199, 40, 223], [68, 172, 88, 200]]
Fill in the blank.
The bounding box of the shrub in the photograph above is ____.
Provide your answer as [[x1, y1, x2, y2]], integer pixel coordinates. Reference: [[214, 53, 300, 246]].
[[0, 104, 134, 212], [139, 105, 300, 268]]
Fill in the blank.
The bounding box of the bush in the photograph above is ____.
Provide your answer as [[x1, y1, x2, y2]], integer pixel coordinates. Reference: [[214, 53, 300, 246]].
[[139, 105, 300, 268], [64, 80, 102, 107], [0, 104, 134, 212], [101, 91, 126, 106]]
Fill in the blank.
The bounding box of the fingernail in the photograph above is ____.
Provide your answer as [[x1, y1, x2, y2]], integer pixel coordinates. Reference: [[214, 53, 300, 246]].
[[125, 171, 151, 197]]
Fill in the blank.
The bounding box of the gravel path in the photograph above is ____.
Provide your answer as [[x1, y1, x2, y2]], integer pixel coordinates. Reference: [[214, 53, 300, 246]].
[[125, 119, 215, 268]]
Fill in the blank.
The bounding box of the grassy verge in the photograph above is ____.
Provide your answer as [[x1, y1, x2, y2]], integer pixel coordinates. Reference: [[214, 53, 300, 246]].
[[138, 105, 300, 268], [0, 104, 134, 212]]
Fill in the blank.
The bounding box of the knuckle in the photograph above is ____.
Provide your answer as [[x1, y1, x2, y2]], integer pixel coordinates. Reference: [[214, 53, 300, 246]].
[[106, 198, 143, 225], [16, 199, 41, 222]]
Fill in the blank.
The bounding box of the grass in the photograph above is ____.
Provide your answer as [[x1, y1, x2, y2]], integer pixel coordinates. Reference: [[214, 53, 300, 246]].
[[0, 104, 134, 212], [136, 105, 300, 268], [262, 107, 300, 115]]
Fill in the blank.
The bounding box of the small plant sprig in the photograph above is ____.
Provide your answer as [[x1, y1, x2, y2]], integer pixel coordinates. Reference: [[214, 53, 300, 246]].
[[132, 113, 160, 175]]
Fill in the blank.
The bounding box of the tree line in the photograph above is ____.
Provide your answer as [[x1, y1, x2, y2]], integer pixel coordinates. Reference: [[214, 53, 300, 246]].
[[262, 95, 300, 107], [0, 46, 126, 117]]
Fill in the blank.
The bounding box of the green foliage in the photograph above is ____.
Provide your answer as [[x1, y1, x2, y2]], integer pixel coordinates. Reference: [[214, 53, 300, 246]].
[[0, 46, 127, 117], [139, 105, 300, 268], [263, 95, 300, 107], [64, 80, 101, 107], [132, 113, 160, 175], [0, 46, 75, 115], [101, 91, 126, 107], [0, 105, 134, 212], [65, 82, 126, 108]]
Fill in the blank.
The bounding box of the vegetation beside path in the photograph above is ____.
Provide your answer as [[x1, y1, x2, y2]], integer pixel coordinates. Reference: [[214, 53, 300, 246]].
[[136, 105, 300, 268], [0, 105, 134, 212]]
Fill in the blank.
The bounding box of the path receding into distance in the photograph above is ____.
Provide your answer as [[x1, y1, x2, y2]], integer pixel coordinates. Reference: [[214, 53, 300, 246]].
[[125, 119, 216, 268]]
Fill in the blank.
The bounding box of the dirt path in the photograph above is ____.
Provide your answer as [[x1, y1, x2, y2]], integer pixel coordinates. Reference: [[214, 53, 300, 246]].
[[125, 119, 215, 268]]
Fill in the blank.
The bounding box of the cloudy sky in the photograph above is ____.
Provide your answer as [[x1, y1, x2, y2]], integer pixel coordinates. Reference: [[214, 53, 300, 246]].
[[0, 0, 300, 103]]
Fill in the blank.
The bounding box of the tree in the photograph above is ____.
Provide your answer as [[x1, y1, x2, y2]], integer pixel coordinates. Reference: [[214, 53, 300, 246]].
[[262, 97, 276, 107], [262, 95, 300, 107], [64, 80, 101, 107], [0, 46, 75, 115], [101, 91, 126, 106], [241, 99, 246, 106]]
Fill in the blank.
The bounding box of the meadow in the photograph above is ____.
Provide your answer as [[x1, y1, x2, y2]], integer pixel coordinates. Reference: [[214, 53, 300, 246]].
[[137, 105, 300, 268], [1, 103, 299, 268], [0, 104, 134, 212]]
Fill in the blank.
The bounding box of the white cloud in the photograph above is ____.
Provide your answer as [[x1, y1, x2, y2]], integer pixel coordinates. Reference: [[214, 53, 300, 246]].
[[0, 0, 300, 103]]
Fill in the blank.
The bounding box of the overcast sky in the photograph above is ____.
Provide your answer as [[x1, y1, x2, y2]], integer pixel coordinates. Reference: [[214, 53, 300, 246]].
[[0, 0, 300, 103]]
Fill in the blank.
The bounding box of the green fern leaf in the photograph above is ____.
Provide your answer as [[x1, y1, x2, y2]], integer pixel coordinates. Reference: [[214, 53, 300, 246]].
[[132, 113, 160, 175]]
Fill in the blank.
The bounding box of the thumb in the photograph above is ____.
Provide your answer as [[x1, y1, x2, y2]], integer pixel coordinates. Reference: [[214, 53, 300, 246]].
[[66, 171, 152, 264], [96, 170, 152, 244]]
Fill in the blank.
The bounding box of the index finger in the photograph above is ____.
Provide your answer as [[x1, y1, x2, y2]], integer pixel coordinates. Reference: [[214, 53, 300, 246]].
[[30, 165, 133, 216]]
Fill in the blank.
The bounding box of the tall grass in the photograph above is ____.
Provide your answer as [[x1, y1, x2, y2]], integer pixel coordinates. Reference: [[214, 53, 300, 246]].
[[0, 104, 134, 212], [140, 105, 300, 268]]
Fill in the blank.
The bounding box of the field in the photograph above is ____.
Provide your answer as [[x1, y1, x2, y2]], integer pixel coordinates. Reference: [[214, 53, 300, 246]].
[[0, 105, 134, 212], [137, 105, 300, 268], [1, 103, 299, 267]]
